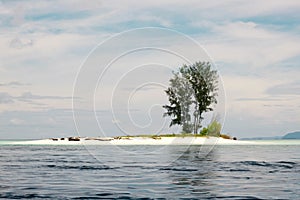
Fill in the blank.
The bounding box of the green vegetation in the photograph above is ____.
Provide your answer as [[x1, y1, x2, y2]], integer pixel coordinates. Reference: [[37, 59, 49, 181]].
[[207, 120, 222, 136], [163, 61, 219, 134], [200, 127, 208, 136], [115, 119, 225, 139], [117, 133, 208, 138]]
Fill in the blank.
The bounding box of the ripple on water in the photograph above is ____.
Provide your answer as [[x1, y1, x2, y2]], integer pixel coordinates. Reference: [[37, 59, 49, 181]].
[[0, 145, 299, 199]]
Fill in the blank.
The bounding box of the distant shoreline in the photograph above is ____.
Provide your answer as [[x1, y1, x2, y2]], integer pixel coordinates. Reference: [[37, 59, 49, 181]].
[[241, 131, 300, 140]]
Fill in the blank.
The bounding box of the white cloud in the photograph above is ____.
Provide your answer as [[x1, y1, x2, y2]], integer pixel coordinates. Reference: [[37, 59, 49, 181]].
[[10, 37, 33, 49], [10, 118, 26, 125], [0, 91, 74, 112], [202, 21, 300, 68], [0, 92, 14, 104], [0, 81, 29, 87], [112, 119, 120, 124], [266, 81, 300, 95]]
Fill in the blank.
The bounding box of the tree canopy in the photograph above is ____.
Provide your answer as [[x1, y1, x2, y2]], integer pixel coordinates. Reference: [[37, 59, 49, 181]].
[[163, 61, 219, 134]]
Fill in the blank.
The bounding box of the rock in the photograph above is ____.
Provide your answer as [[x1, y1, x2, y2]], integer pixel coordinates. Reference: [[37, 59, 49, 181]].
[[68, 137, 80, 141]]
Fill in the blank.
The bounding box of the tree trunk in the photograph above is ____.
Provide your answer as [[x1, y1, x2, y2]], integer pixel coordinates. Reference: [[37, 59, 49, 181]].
[[196, 114, 202, 134], [193, 112, 197, 134], [193, 108, 199, 134]]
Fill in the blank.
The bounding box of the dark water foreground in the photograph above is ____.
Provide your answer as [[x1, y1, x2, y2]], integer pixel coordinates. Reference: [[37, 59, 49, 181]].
[[0, 144, 299, 199]]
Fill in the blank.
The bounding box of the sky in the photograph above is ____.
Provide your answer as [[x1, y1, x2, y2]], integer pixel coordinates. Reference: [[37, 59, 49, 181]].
[[0, 0, 300, 139]]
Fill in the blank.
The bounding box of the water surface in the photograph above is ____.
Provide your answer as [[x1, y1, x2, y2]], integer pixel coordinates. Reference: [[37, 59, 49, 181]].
[[0, 144, 299, 199]]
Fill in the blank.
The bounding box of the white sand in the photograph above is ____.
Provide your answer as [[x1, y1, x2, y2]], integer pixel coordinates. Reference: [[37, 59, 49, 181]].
[[12, 137, 256, 145]]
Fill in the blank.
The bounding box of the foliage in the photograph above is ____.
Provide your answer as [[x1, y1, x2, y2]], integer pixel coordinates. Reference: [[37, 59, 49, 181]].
[[120, 133, 231, 138], [199, 120, 222, 136], [163, 61, 219, 134], [163, 73, 193, 133], [207, 120, 222, 136], [200, 127, 208, 136], [162, 88, 182, 127]]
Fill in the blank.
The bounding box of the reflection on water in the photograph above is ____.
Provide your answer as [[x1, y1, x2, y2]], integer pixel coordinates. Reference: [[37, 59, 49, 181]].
[[168, 147, 217, 198]]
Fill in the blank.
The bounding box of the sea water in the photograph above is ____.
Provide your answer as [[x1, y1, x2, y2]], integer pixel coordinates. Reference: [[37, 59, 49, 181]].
[[0, 142, 299, 199]]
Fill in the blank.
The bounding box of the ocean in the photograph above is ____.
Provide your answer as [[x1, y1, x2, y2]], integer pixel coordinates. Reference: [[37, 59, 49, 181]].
[[0, 142, 299, 199]]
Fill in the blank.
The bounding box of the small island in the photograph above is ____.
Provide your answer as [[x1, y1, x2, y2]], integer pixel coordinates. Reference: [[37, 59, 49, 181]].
[[12, 62, 250, 146], [282, 131, 300, 139], [9, 62, 300, 146], [12, 133, 255, 146]]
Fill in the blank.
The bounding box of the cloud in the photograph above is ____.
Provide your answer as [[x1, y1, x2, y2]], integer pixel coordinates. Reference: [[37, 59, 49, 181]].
[[202, 21, 300, 69], [0, 92, 73, 105], [10, 118, 26, 125], [266, 82, 300, 95], [10, 37, 33, 49], [0, 92, 14, 104], [122, 85, 162, 92], [0, 109, 76, 139], [0, 0, 300, 139], [0, 81, 30, 87], [111, 119, 120, 124], [18, 92, 72, 100], [263, 104, 285, 107], [1, 0, 299, 37], [235, 97, 286, 102]]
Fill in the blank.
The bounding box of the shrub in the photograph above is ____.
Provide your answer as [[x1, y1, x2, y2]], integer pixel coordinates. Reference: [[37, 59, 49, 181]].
[[200, 127, 208, 136], [207, 120, 221, 136]]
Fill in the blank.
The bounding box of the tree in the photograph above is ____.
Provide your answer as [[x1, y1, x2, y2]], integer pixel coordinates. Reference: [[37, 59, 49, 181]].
[[163, 61, 219, 134], [163, 72, 193, 133], [162, 87, 181, 127]]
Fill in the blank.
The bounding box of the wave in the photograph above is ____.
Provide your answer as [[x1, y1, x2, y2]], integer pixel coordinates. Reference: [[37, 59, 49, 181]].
[[41, 164, 117, 170]]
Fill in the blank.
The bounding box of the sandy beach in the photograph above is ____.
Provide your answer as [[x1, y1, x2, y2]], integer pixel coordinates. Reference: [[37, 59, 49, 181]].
[[11, 136, 257, 145]]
